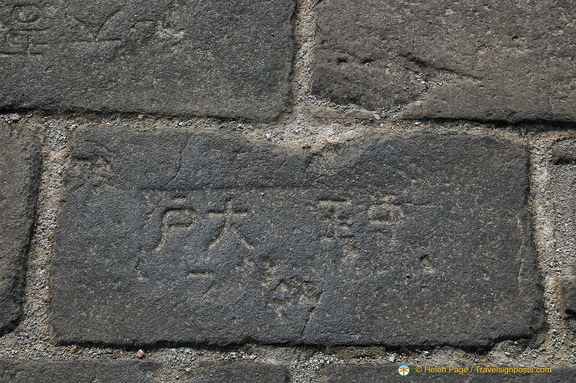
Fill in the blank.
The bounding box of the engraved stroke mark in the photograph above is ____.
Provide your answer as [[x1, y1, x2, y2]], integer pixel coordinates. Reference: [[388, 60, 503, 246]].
[[309, 198, 359, 261], [207, 199, 253, 251], [141, 190, 255, 252], [1, 1, 174, 55], [66, 6, 125, 42], [0, 3, 49, 54], [154, 208, 197, 251], [12, 4, 42, 23], [368, 197, 405, 246], [141, 190, 193, 250], [138, 190, 216, 280], [65, 5, 156, 43], [62, 1, 173, 44], [261, 259, 323, 333], [140, 190, 257, 280], [308, 195, 416, 273]]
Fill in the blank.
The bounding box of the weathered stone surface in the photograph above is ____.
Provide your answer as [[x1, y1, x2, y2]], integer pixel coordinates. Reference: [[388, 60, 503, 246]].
[[0, 1, 294, 120], [0, 359, 158, 382], [320, 366, 576, 382], [551, 138, 576, 165], [52, 128, 541, 347], [550, 138, 576, 316], [562, 277, 576, 315], [185, 362, 287, 383], [0, 125, 41, 335], [313, 0, 576, 122]]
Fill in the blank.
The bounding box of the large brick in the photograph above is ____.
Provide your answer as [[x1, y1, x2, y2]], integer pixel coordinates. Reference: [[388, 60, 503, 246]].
[[52, 128, 541, 347], [185, 362, 287, 383], [320, 365, 576, 382], [0, 1, 294, 120], [313, 0, 576, 122], [0, 125, 41, 335], [0, 359, 158, 382]]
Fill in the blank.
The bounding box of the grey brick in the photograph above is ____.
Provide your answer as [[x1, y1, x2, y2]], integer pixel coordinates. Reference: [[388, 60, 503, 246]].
[[0, 125, 41, 335], [52, 128, 541, 347], [0, 1, 294, 121], [551, 138, 576, 165], [0, 359, 158, 382], [185, 362, 288, 383], [313, 0, 576, 122]]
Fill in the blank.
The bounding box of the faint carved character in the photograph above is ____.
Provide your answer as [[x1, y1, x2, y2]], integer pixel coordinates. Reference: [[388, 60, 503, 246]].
[[1, 3, 48, 54], [4, 29, 31, 50], [11, 4, 41, 24], [63, 1, 166, 43], [154, 208, 197, 251], [3, 30, 41, 53], [309, 199, 359, 260], [64, 2, 124, 41], [207, 199, 253, 251], [269, 277, 321, 322], [312, 199, 354, 239], [261, 258, 322, 330], [368, 202, 404, 224], [368, 196, 405, 246]]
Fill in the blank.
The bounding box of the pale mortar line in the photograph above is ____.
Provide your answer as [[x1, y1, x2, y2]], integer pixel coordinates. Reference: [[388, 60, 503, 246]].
[[1, 116, 75, 358], [288, 0, 319, 119], [527, 131, 573, 364]]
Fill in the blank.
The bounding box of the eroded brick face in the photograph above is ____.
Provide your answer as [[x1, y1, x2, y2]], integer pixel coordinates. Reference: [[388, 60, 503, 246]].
[[0, 125, 41, 335], [313, 0, 576, 122], [52, 128, 541, 347], [0, 1, 294, 120]]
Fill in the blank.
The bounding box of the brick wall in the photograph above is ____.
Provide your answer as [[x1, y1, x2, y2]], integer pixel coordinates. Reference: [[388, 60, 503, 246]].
[[1, 1, 575, 381]]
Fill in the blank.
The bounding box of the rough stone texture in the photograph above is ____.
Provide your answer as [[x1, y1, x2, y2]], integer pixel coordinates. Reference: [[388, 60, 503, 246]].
[[0, 1, 294, 121], [550, 138, 576, 316], [52, 128, 541, 347], [0, 125, 41, 335], [185, 362, 287, 383], [0, 359, 158, 382], [550, 138, 576, 165], [562, 277, 576, 315], [313, 0, 576, 122], [320, 365, 576, 382]]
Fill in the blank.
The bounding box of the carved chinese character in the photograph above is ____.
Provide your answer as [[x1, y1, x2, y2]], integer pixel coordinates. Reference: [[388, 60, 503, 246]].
[[0, 3, 49, 54], [154, 208, 197, 251], [310, 198, 359, 261], [368, 196, 405, 248], [208, 199, 253, 251]]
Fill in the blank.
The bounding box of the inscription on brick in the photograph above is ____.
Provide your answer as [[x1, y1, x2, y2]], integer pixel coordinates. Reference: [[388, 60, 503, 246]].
[[52, 128, 542, 347], [0, 1, 294, 120], [0, 125, 41, 335]]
